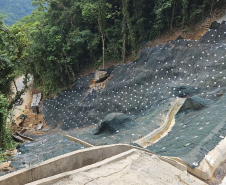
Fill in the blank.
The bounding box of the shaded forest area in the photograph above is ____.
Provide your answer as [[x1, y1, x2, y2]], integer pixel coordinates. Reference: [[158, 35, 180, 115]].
[[0, 0, 34, 25], [18, 0, 226, 95], [0, 0, 226, 151]]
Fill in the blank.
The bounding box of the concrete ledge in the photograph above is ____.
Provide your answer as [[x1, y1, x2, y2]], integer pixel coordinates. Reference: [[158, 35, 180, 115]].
[[188, 136, 226, 180], [168, 136, 226, 180], [0, 143, 188, 185], [25, 149, 137, 185], [64, 135, 93, 147], [160, 156, 187, 172], [129, 145, 187, 172], [27, 148, 188, 185], [0, 144, 134, 185]]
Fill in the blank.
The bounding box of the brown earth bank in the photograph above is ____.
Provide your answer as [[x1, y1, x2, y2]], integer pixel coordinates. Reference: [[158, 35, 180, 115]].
[[77, 15, 222, 79], [206, 159, 226, 185]]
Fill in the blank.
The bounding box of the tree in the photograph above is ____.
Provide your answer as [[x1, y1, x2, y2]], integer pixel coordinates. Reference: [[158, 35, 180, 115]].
[[0, 15, 28, 150], [12, 0, 226, 97], [122, 0, 127, 63], [170, 0, 176, 30], [82, 0, 110, 69], [97, 0, 107, 69], [181, 0, 189, 27]]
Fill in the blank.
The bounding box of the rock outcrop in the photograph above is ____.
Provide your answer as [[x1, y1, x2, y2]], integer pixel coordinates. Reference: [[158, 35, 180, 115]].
[[94, 70, 109, 83], [177, 96, 210, 113], [94, 113, 137, 135]]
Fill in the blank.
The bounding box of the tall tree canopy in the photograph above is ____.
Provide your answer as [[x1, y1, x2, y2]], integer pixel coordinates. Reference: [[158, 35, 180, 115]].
[[0, 14, 29, 150], [22, 0, 226, 95]]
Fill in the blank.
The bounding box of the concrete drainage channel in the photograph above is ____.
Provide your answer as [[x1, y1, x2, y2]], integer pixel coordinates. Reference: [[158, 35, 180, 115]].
[[0, 144, 186, 185], [0, 145, 133, 185], [135, 98, 186, 147]]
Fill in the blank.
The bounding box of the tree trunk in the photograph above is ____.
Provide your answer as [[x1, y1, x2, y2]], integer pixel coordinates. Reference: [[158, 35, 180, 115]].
[[97, 0, 106, 69], [13, 79, 18, 92], [211, 0, 214, 15], [101, 33, 105, 69], [122, 0, 127, 63], [170, 0, 176, 30], [182, 15, 185, 27], [0, 113, 5, 149]]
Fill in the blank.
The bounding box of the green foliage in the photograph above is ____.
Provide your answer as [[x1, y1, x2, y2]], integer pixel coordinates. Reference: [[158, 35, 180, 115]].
[[0, 0, 34, 25], [0, 94, 16, 151], [14, 0, 225, 96], [0, 17, 28, 151]]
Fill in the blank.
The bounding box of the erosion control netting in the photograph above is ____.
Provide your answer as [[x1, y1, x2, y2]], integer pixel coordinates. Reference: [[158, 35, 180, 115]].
[[65, 106, 167, 146], [8, 134, 87, 173], [147, 93, 226, 168], [41, 22, 226, 167]]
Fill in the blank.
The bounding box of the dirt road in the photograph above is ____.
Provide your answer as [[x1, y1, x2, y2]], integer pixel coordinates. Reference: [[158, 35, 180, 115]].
[[12, 75, 33, 120]]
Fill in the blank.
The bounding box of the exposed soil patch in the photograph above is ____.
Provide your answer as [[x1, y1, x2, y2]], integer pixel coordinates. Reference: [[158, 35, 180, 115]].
[[146, 17, 221, 48], [76, 16, 222, 80], [206, 160, 226, 185], [12, 107, 49, 136]]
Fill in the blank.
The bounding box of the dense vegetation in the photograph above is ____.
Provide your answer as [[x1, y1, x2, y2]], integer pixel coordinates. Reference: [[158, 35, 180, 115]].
[[0, 0, 226, 151], [18, 0, 225, 96], [0, 15, 28, 151], [0, 0, 34, 25]]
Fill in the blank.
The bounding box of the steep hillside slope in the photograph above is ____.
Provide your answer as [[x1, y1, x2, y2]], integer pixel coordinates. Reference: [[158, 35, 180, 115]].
[[5, 21, 226, 177], [41, 21, 226, 169], [0, 0, 33, 25], [43, 22, 226, 131]]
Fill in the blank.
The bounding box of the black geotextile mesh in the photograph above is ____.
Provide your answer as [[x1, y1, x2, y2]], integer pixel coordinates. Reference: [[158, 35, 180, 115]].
[[9, 134, 87, 171], [42, 22, 226, 168], [147, 93, 226, 168], [65, 105, 167, 146]]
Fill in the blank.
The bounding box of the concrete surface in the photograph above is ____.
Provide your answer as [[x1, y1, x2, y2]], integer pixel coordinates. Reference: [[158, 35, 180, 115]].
[[25, 149, 137, 185], [0, 144, 134, 185], [167, 135, 226, 180], [37, 150, 206, 185], [220, 176, 226, 185], [0, 144, 188, 185], [12, 75, 33, 119]]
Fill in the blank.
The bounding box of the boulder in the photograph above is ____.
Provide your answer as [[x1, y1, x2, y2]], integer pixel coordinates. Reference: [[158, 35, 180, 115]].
[[177, 96, 209, 113], [94, 70, 109, 83], [173, 86, 202, 98], [94, 113, 137, 135]]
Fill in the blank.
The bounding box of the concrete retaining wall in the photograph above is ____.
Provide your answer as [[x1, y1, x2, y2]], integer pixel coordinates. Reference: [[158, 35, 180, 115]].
[[0, 144, 133, 185], [0, 143, 187, 185], [25, 149, 137, 185]]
